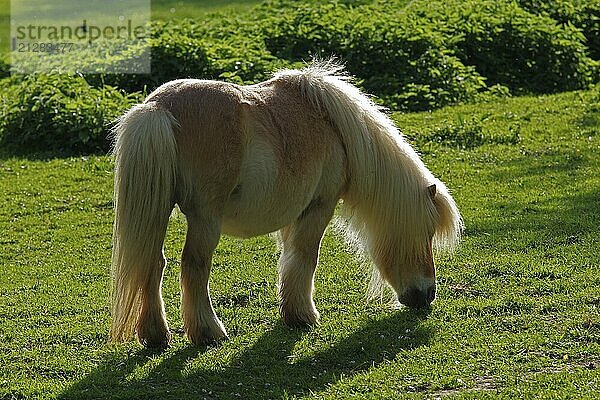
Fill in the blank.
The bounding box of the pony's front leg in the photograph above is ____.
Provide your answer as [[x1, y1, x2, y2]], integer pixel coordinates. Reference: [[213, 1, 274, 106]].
[[278, 198, 337, 326], [180, 215, 228, 345]]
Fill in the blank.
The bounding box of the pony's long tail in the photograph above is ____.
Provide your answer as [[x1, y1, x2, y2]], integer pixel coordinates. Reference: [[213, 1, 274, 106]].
[[110, 102, 178, 342]]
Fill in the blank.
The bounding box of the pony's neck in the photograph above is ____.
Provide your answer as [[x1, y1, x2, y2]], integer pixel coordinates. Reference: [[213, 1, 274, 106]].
[[347, 123, 431, 214]]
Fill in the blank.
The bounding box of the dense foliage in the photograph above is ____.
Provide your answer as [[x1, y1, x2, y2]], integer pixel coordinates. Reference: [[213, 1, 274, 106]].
[[424, 0, 595, 93], [0, 0, 598, 153], [262, 1, 488, 110], [517, 0, 600, 60], [0, 75, 141, 153]]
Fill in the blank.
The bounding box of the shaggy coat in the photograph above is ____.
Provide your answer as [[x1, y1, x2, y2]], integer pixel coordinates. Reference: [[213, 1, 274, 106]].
[[110, 62, 462, 347]]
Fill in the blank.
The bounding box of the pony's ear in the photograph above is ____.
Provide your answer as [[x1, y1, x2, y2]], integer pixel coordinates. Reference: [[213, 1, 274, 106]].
[[427, 184, 436, 199]]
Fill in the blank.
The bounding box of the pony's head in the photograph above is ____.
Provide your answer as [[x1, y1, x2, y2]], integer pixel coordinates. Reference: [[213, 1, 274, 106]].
[[365, 182, 462, 308]]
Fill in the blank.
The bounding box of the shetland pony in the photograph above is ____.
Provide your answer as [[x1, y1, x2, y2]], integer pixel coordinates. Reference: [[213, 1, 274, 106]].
[[110, 62, 462, 348]]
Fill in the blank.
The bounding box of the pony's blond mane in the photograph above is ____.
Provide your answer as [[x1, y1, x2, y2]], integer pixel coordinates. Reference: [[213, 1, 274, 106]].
[[275, 61, 463, 298]]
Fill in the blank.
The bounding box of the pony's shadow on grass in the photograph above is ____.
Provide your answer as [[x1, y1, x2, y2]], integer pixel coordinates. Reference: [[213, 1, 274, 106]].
[[60, 309, 433, 399]]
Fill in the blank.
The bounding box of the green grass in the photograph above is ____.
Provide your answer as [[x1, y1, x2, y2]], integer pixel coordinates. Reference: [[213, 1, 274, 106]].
[[1, 87, 598, 398], [151, 0, 260, 20], [0, 0, 261, 54]]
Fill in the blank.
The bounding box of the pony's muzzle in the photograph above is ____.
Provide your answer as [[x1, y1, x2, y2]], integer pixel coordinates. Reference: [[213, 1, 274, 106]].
[[398, 285, 436, 309]]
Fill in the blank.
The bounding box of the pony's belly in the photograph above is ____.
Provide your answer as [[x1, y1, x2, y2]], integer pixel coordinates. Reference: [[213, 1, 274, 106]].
[[221, 209, 294, 238], [221, 183, 310, 237], [221, 138, 316, 238]]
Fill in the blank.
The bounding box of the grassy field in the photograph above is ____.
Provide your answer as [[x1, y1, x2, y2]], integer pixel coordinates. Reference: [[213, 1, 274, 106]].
[[0, 0, 261, 54], [151, 0, 260, 19], [1, 86, 598, 398]]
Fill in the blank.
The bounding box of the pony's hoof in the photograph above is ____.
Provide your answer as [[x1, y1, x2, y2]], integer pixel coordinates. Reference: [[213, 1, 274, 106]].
[[281, 308, 320, 327], [137, 330, 172, 349], [187, 326, 229, 346], [195, 334, 229, 347]]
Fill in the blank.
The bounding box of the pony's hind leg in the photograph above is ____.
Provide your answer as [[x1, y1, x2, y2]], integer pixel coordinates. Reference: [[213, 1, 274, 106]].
[[278, 197, 337, 326], [180, 214, 228, 345], [136, 252, 171, 348]]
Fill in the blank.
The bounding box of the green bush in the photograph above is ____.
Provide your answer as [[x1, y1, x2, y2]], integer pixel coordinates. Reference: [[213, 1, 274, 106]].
[[84, 17, 292, 93], [435, 0, 596, 93], [0, 75, 142, 153], [517, 0, 600, 60], [259, 0, 596, 106], [262, 1, 488, 110], [0, 55, 9, 79], [150, 29, 289, 86]]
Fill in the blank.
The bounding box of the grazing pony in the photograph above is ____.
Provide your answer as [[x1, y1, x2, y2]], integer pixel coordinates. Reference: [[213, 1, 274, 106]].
[[110, 62, 462, 348]]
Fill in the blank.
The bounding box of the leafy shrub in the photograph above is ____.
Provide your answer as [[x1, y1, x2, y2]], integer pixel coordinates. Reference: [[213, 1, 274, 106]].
[[517, 0, 600, 60], [0, 75, 142, 153], [263, 0, 596, 99], [262, 1, 488, 110], [150, 29, 289, 86], [82, 17, 293, 93], [75, 2, 488, 110], [0, 55, 9, 79], [145, 32, 213, 87], [435, 0, 597, 93], [45, 0, 595, 109], [377, 49, 487, 111]]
